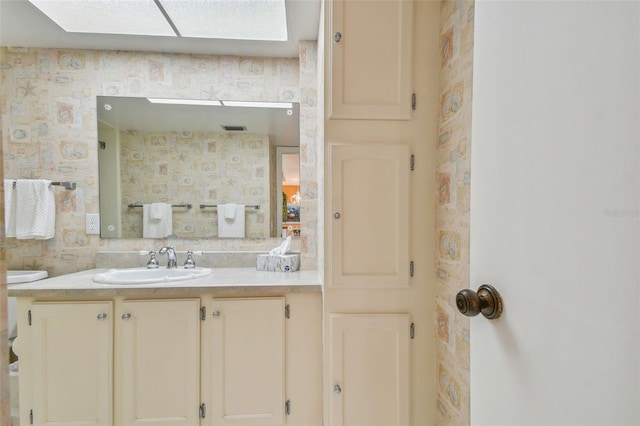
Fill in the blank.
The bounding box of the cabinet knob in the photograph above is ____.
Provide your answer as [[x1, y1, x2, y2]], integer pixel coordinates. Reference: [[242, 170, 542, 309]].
[[333, 212, 341, 219], [333, 384, 342, 394], [97, 313, 107, 321], [212, 310, 220, 318], [334, 32, 342, 43], [122, 313, 131, 320]]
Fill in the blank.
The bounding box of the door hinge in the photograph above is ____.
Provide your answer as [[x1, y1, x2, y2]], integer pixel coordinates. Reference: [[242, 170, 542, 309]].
[[412, 93, 417, 110], [200, 306, 206, 321], [28, 310, 32, 326], [410, 323, 415, 339], [30, 409, 33, 424], [410, 261, 415, 277], [199, 403, 206, 419], [410, 154, 415, 171], [285, 400, 291, 415], [285, 304, 291, 319]]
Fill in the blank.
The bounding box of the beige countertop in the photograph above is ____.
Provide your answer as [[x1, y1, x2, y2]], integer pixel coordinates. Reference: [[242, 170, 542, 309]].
[[8, 268, 323, 298]]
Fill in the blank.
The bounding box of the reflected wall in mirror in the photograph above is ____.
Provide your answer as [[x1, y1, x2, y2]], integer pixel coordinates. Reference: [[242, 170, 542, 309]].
[[97, 96, 300, 239]]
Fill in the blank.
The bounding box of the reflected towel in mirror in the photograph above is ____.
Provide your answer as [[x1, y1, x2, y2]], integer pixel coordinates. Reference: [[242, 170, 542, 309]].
[[218, 204, 245, 238], [143, 203, 173, 238]]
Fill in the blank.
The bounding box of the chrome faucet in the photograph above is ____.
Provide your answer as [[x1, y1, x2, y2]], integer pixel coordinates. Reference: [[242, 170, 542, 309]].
[[158, 246, 177, 268]]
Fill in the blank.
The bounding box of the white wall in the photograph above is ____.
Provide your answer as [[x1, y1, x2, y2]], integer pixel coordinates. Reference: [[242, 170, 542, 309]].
[[471, 1, 640, 424]]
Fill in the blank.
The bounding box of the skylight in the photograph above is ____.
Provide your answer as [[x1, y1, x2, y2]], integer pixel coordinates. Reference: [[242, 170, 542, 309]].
[[28, 0, 288, 41], [159, 0, 288, 41], [28, 0, 176, 37]]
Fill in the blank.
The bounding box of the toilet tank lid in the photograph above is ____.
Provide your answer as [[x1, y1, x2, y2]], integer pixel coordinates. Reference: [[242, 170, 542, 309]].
[[7, 270, 48, 284]]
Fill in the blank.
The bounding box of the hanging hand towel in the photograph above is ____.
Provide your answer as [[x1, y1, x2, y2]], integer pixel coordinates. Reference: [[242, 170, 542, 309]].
[[218, 204, 245, 238], [224, 203, 237, 220], [4, 180, 16, 238], [15, 179, 56, 240], [149, 202, 166, 220], [143, 203, 173, 238]]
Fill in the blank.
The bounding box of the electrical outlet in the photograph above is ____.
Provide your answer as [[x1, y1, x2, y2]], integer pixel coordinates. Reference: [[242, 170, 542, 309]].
[[86, 213, 100, 235]]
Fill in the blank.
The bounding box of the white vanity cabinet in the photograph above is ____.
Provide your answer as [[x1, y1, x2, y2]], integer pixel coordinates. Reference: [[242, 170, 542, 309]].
[[26, 301, 113, 426], [201, 298, 285, 426], [327, 0, 413, 120], [16, 288, 322, 426], [115, 298, 201, 426], [329, 142, 411, 288], [328, 314, 411, 426], [324, 0, 438, 422]]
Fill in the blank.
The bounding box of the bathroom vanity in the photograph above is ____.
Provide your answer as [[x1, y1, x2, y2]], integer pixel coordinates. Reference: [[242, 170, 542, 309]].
[[9, 268, 323, 426]]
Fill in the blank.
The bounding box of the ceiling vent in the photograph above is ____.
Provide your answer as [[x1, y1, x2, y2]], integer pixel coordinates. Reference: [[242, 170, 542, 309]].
[[221, 125, 248, 132]]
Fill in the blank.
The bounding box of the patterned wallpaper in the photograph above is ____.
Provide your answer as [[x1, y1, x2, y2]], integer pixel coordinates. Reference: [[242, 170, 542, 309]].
[[435, 1, 475, 425], [0, 154, 8, 426], [117, 130, 273, 239], [0, 44, 319, 276]]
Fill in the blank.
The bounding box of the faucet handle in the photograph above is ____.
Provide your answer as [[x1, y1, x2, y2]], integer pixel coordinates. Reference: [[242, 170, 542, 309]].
[[184, 250, 196, 268], [140, 250, 160, 269]]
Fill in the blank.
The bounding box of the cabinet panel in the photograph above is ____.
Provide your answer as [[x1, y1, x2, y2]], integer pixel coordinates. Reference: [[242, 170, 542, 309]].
[[202, 298, 285, 426], [30, 301, 113, 426], [328, 0, 413, 120], [115, 299, 200, 426], [330, 143, 410, 287], [328, 314, 410, 426]]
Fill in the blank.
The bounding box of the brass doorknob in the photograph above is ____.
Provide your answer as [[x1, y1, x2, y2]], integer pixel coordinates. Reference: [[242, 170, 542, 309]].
[[456, 284, 503, 320]]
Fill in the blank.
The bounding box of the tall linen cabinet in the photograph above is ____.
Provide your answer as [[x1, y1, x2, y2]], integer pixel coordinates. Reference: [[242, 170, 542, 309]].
[[323, 0, 439, 424]]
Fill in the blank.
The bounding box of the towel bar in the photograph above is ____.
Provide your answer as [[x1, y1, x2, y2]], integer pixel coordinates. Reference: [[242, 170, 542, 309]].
[[51, 181, 76, 190], [199, 204, 260, 210], [128, 203, 192, 209], [11, 180, 76, 190]]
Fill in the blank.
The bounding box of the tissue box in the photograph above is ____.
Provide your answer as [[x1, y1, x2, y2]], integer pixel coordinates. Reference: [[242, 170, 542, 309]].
[[256, 253, 300, 272]]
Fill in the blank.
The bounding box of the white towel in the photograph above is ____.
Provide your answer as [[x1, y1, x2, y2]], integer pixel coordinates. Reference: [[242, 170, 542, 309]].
[[143, 203, 173, 238], [224, 202, 237, 220], [218, 204, 245, 238], [4, 180, 16, 238], [15, 179, 56, 240], [149, 202, 165, 220]]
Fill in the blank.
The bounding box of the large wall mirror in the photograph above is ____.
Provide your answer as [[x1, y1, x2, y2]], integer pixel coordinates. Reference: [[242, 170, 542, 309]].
[[96, 96, 300, 239]]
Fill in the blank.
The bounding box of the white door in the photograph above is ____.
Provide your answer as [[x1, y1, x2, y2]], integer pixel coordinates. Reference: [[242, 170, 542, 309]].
[[470, 1, 639, 425]]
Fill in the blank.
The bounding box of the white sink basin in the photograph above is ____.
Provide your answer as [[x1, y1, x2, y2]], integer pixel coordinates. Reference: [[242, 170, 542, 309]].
[[7, 270, 48, 284], [93, 267, 213, 285]]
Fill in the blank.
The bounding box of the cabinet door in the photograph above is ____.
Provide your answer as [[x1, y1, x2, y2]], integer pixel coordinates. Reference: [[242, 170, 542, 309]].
[[115, 299, 200, 426], [329, 143, 410, 287], [328, 0, 413, 120], [328, 314, 411, 426], [202, 298, 285, 426], [30, 301, 113, 426]]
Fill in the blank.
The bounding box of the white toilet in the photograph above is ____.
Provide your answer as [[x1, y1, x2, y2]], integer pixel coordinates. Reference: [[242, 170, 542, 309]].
[[7, 270, 48, 426]]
